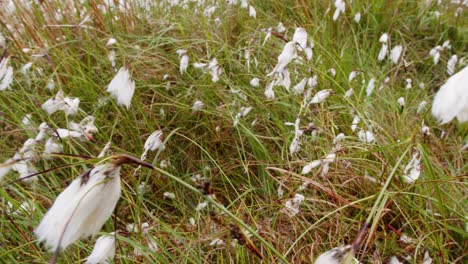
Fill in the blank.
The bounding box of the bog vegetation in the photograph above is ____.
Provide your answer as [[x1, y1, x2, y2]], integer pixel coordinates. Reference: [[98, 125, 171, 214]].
[[0, 0, 467, 263]]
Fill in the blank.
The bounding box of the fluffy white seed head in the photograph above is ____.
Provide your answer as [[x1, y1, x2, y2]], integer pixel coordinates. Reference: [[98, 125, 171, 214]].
[[85, 234, 116, 264], [106, 38, 117, 47], [310, 89, 332, 104], [390, 45, 403, 64], [0, 57, 14, 90], [292, 28, 308, 50], [42, 90, 80, 116], [35, 163, 122, 252], [315, 245, 353, 264], [267, 41, 297, 76], [107, 67, 135, 109], [431, 65, 468, 124]]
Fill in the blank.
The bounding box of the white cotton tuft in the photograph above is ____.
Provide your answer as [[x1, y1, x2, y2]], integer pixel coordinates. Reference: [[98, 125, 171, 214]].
[[354, 12, 361, 23], [195, 201, 208, 211], [206, 58, 222, 83], [144, 130, 165, 152], [276, 22, 286, 33], [179, 54, 189, 74], [163, 192, 176, 199], [314, 245, 353, 264], [44, 138, 63, 156], [12, 158, 37, 182], [0, 57, 14, 90], [431, 65, 468, 124], [308, 75, 318, 88], [241, 0, 248, 8], [140, 130, 164, 161], [378, 43, 388, 61], [287, 118, 303, 155], [358, 129, 375, 143], [406, 78, 412, 89], [389, 256, 403, 264], [85, 234, 116, 264], [301, 160, 322, 174], [390, 45, 403, 64], [262, 27, 272, 46], [233, 106, 253, 126], [351, 115, 360, 132], [333, 0, 346, 21], [35, 163, 122, 252], [47, 78, 55, 91], [209, 238, 225, 247], [106, 38, 117, 47], [56, 129, 83, 139], [397, 97, 405, 107], [446, 55, 457, 75], [108, 50, 116, 69], [67, 116, 98, 140], [379, 33, 389, 43], [277, 68, 291, 90], [177, 50, 189, 75], [248, 5, 256, 18], [42, 90, 80, 116], [344, 88, 354, 98], [264, 82, 275, 99], [429, 46, 442, 65], [107, 67, 135, 109], [293, 78, 307, 95], [0, 159, 13, 182], [402, 151, 421, 184], [348, 71, 358, 82], [192, 100, 205, 112], [320, 153, 336, 177], [423, 251, 433, 264], [293, 28, 308, 50], [283, 194, 305, 217], [366, 78, 375, 96], [310, 89, 332, 104], [333, 133, 346, 144], [417, 101, 427, 114], [305, 46, 313, 61], [58, 116, 98, 141], [250, 77, 260, 87], [267, 41, 297, 76]]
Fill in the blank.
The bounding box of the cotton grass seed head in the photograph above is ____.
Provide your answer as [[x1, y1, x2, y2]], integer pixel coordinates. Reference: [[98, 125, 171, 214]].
[[431, 65, 468, 124], [35, 154, 153, 255], [85, 233, 116, 264], [107, 67, 135, 109]]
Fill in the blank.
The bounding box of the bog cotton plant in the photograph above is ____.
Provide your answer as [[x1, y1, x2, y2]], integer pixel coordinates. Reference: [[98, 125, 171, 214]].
[[176, 49, 189, 74], [283, 193, 305, 217], [446, 55, 458, 76], [390, 45, 403, 64], [402, 151, 421, 184], [107, 67, 135, 109], [0, 56, 13, 90], [267, 41, 297, 77], [333, 0, 346, 21], [35, 154, 153, 261], [366, 78, 376, 96], [431, 65, 468, 124], [315, 245, 357, 264], [42, 90, 80, 116], [309, 89, 332, 104], [285, 118, 303, 155], [85, 233, 116, 264], [377, 33, 389, 61]]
